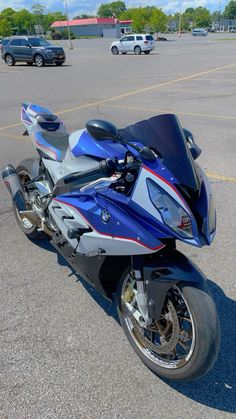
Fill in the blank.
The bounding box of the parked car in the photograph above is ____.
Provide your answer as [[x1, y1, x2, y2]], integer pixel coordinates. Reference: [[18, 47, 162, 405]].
[[192, 28, 208, 36], [230, 28, 236, 33], [110, 34, 155, 55], [0, 39, 10, 54], [1, 36, 66, 67]]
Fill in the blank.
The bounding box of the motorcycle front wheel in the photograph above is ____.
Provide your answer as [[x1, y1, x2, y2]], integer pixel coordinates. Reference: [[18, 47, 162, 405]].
[[117, 270, 220, 381]]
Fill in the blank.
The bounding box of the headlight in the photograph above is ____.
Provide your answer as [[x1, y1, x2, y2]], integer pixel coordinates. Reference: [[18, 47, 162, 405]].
[[147, 178, 193, 238], [45, 49, 53, 55]]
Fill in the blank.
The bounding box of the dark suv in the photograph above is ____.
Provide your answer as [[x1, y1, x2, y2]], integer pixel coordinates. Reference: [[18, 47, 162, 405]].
[[1, 36, 66, 67]]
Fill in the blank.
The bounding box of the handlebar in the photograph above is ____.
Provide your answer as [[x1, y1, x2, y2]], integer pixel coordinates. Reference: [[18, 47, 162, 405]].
[[53, 158, 135, 196], [63, 159, 117, 185]]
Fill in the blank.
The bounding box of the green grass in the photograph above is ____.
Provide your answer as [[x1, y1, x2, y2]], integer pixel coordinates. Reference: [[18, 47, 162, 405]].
[[215, 37, 236, 41]]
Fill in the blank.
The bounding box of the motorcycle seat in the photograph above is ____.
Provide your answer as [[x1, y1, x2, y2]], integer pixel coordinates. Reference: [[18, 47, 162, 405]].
[[35, 131, 69, 162]]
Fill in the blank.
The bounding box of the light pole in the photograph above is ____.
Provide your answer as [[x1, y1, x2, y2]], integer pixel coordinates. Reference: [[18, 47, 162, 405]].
[[178, 10, 182, 37], [64, 0, 73, 49]]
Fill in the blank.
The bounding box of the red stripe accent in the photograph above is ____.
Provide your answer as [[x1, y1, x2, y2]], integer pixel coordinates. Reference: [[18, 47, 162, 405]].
[[143, 165, 187, 207], [54, 198, 165, 252], [35, 140, 58, 160]]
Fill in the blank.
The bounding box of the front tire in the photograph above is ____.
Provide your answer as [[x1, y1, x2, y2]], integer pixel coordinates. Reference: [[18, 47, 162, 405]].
[[111, 46, 119, 55], [117, 271, 220, 381], [34, 54, 44, 67]]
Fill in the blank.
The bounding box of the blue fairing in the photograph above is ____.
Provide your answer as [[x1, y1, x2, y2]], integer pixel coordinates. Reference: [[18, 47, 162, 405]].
[[56, 192, 164, 251], [29, 103, 54, 116], [71, 130, 129, 160], [194, 164, 216, 244]]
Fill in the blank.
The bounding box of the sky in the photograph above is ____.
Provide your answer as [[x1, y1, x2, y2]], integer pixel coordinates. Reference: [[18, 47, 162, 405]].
[[0, 0, 229, 17]]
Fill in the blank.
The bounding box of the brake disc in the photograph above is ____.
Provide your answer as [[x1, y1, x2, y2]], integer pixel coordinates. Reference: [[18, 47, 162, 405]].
[[132, 299, 180, 355]]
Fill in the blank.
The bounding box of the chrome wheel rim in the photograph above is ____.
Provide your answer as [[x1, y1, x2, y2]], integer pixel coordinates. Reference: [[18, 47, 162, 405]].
[[121, 274, 196, 369], [6, 55, 13, 65], [35, 55, 43, 66], [112, 47, 118, 55], [134, 47, 141, 55]]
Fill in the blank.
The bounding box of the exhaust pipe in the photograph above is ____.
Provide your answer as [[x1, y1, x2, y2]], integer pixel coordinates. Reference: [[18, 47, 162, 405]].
[[2, 164, 26, 211]]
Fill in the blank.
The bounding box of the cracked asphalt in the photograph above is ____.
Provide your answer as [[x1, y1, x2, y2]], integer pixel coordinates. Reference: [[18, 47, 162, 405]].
[[0, 33, 236, 419]]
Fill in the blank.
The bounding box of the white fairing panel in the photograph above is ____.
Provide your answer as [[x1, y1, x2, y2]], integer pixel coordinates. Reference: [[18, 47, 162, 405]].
[[42, 155, 101, 184], [49, 200, 90, 248], [69, 129, 85, 150], [131, 166, 190, 219]]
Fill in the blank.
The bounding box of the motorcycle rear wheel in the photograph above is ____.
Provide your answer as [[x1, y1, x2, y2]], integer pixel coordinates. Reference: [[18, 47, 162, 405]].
[[117, 270, 220, 381], [13, 160, 46, 241]]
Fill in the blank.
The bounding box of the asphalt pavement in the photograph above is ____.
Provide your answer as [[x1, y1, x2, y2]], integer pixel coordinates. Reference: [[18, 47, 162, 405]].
[[0, 33, 235, 418]]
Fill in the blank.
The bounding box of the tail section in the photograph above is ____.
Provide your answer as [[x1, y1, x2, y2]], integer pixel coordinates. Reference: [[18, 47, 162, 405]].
[[21, 103, 66, 135], [20, 103, 69, 162]]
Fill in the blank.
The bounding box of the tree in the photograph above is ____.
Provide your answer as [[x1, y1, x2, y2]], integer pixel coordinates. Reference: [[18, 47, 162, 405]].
[[120, 7, 167, 33], [0, 8, 16, 35], [0, 7, 16, 20], [194, 7, 211, 27], [31, 3, 45, 16], [73, 14, 95, 19], [149, 8, 167, 33], [211, 11, 221, 22], [97, 1, 126, 18], [0, 18, 12, 36], [182, 8, 195, 30], [223, 0, 236, 19], [13, 9, 34, 34], [44, 12, 66, 31], [32, 3, 45, 31]]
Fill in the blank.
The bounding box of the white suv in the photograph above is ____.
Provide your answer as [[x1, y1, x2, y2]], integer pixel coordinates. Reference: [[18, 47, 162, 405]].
[[110, 34, 155, 55]]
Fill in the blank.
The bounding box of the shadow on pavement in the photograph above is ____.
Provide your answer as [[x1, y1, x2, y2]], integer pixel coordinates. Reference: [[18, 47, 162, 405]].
[[165, 280, 236, 414], [37, 239, 117, 319], [36, 239, 236, 413]]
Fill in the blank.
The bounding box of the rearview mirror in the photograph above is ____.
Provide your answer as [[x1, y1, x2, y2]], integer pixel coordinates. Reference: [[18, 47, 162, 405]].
[[86, 119, 118, 141], [183, 128, 201, 160]]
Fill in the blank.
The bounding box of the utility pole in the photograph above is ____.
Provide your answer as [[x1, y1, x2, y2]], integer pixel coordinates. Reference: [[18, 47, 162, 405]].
[[64, 0, 73, 49], [178, 10, 182, 38]]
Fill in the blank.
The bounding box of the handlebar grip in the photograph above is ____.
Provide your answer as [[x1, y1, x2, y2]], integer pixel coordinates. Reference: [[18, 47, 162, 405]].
[[63, 159, 115, 184], [53, 159, 116, 196]]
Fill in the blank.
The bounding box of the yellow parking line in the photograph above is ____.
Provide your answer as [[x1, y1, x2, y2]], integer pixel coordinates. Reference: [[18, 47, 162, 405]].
[[104, 103, 236, 121], [206, 172, 236, 183], [0, 132, 26, 140], [0, 122, 22, 132], [1, 61, 236, 132], [57, 61, 236, 115]]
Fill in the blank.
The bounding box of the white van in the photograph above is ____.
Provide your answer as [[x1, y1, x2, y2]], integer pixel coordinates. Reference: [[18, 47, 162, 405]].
[[192, 28, 208, 36]]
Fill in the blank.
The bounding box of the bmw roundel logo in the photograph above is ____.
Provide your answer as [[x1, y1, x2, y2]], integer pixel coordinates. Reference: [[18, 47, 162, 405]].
[[101, 209, 110, 223]]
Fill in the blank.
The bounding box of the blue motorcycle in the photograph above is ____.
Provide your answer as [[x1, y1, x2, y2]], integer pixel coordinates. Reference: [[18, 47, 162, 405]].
[[2, 103, 220, 381]]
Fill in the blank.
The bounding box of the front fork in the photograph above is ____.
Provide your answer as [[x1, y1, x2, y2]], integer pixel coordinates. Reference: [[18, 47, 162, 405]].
[[133, 269, 151, 327], [124, 249, 207, 325]]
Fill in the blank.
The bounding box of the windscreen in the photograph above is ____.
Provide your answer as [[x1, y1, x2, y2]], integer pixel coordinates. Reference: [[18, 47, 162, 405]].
[[119, 114, 199, 191]]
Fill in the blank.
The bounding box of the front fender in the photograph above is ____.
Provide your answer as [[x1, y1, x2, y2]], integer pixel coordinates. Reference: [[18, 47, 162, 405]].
[[144, 249, 207, 320]]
